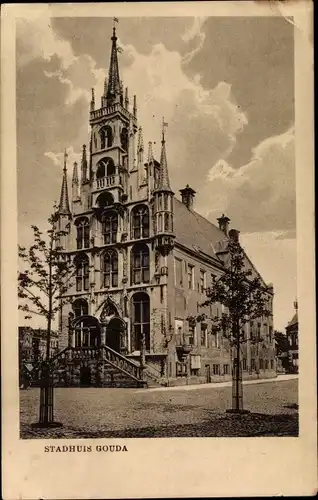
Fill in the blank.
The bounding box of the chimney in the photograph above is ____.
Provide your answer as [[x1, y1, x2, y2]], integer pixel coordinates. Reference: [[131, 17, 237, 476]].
[[180, 184, 196, 209], [228, 228, 240, 243], [217, 214, 230, 234]]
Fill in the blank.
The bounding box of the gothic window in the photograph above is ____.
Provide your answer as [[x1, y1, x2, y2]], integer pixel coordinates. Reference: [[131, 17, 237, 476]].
[[131, 243, 150, 285], [120, 127, 128, 151], [74, 317, 100, 348], [131, 205, 149, 239], [132, 292, 150, 351], [96, 158, 115, 179], [73, 298, 88, 318], [96, 192, 114, 208], [75, 218, 90, 250], [96, 161, 105, 179], [101, 211, 118, 244], [164, 213, 169, 231], [100, 129, 106, 150], [106, 158, 116, 176], [101, 250, 118, 288], [74, 254, 89, 292]]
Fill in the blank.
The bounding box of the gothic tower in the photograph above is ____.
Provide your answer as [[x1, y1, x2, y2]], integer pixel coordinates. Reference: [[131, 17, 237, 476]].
[[56, 150, 71, 249], [152, 121, 175, 255], [89, 25, 138, 211]]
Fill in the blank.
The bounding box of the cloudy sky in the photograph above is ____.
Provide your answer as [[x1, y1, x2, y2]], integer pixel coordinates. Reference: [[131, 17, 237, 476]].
[[16, 14, 296, 331]]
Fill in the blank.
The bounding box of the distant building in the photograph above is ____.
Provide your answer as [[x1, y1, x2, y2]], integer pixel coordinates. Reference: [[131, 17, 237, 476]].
[[51, 24, 276, 387], [19, 327, 59, 365], [285, 300, 299, 373]]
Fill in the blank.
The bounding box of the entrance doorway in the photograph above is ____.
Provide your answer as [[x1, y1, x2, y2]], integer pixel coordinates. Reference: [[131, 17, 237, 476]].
[[205, 364, 211, 383], [106, 317, 125, 352], [80, 365, 91, 386]]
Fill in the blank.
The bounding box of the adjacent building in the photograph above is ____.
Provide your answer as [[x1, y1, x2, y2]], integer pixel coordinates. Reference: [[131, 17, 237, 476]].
[[53, 25, 276, 387], [285, 300, 299, 373]]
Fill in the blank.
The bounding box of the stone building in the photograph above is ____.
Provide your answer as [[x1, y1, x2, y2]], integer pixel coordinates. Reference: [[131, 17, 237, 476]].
[[285, 300, 299, 373], [54, 25, 276, 387]]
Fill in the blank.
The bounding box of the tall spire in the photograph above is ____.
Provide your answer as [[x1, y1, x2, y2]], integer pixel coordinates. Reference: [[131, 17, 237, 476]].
[[72, 161, 79, 201], [81, 144, 88, 183], [72, 161, 79, 184], [137, 127, 144, 153], [157, 118, 172, 191], [106, 21, 121, 105], [147, 141, 154, 164], [58, 149, 71, 215]]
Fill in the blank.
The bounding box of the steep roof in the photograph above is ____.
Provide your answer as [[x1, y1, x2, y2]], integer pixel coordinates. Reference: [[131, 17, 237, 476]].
[[173, 198, 225, 261], [173, 198, 268, 286], [287, 312, 298, 329]]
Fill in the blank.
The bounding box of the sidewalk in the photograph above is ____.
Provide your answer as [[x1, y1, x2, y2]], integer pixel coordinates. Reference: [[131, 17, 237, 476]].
[[138, 374, 298, 393]]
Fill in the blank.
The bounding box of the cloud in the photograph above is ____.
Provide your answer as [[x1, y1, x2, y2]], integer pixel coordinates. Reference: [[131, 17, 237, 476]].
[[181, 17, 207, 64], [44, 147, 82, 175], [198, 126, 295, 233]]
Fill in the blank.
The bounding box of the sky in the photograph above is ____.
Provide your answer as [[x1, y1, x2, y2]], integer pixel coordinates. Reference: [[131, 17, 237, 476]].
[[16, 13, 296, 332]]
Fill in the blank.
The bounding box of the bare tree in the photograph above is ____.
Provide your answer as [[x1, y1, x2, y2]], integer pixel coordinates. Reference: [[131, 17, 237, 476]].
[[189, 239, 272, 413], [18, 208, 75, 427]]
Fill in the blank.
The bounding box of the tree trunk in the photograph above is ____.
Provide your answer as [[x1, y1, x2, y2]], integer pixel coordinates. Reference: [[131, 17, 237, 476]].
[[140, 331, 146, 380], [232, 320, 243, 411]]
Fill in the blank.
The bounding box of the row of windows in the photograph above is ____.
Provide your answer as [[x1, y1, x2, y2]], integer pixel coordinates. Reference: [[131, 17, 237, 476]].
[[206, 359, 275, 376], [72, 292, 150, 351], [175, 257, 207, 292], [75, 206, 149, 249], [93, 127, 128, 153], [74, 244, 150, 292]]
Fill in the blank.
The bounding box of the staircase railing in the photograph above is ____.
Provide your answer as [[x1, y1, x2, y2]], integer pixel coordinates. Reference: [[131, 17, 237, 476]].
[[31, 345, 167, 387]]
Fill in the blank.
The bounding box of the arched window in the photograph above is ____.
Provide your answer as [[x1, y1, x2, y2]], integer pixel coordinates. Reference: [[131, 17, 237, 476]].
[[102, 250, 118, 288], [74, 254, 89, 292], [120, 127, 128, 151], [106, 158, 115, 176], [100, 129, 106, 150], [96, 158, 115, 180], [132, 292, 150, 351], [96, 162, 105, 179], [131, 205, 149, 239], [131, 243, 149, 285], [101, 211, 118, 244], [96, 192, 114, 208], [73, 298, 88, 318], [164, 213, 169, 231], [74, 316, 100, 348], [75, 218, 90, 249]]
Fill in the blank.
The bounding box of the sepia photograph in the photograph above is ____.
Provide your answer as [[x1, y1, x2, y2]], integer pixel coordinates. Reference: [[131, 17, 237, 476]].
[[1, 2, 316, 499], [16, 12, 300, 440]]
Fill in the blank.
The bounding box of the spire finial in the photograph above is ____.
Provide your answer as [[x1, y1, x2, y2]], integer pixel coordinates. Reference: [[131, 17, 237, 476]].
[[90, 88, 95, 111], [58, 150, 71, 215], [107, 18, 121, 104], [156, 121, 172, 192], [137, 127, 144, 152], [162, 117, 168, 143], [81, 144, 88, 184], [147, 141, 154, 163], [72, 161, 78, 183], [63, 148, 68, 172], [133, 95, 137, 117]]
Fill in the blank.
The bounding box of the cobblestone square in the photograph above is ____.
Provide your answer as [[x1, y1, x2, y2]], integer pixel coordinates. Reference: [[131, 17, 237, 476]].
[[20, 378, 298, 438]]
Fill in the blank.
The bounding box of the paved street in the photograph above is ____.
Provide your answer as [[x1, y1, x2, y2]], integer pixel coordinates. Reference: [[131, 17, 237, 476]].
[[20, 378, 298, 438]]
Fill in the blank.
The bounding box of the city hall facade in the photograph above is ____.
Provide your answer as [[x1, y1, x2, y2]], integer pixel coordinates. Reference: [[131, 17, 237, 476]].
[[54, 25, 276, 387]]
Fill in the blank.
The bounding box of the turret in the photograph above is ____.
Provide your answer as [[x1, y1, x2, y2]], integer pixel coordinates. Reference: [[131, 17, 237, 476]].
[[57, 150, 71, 248], [81, 144, 88, 184], [152, 119, 175, 255], [72, 161, 80, 202], [137, 127, 145, 186]]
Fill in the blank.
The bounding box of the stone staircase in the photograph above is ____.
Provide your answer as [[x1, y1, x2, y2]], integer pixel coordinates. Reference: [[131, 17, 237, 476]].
[[38, 345, 167, 388]]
